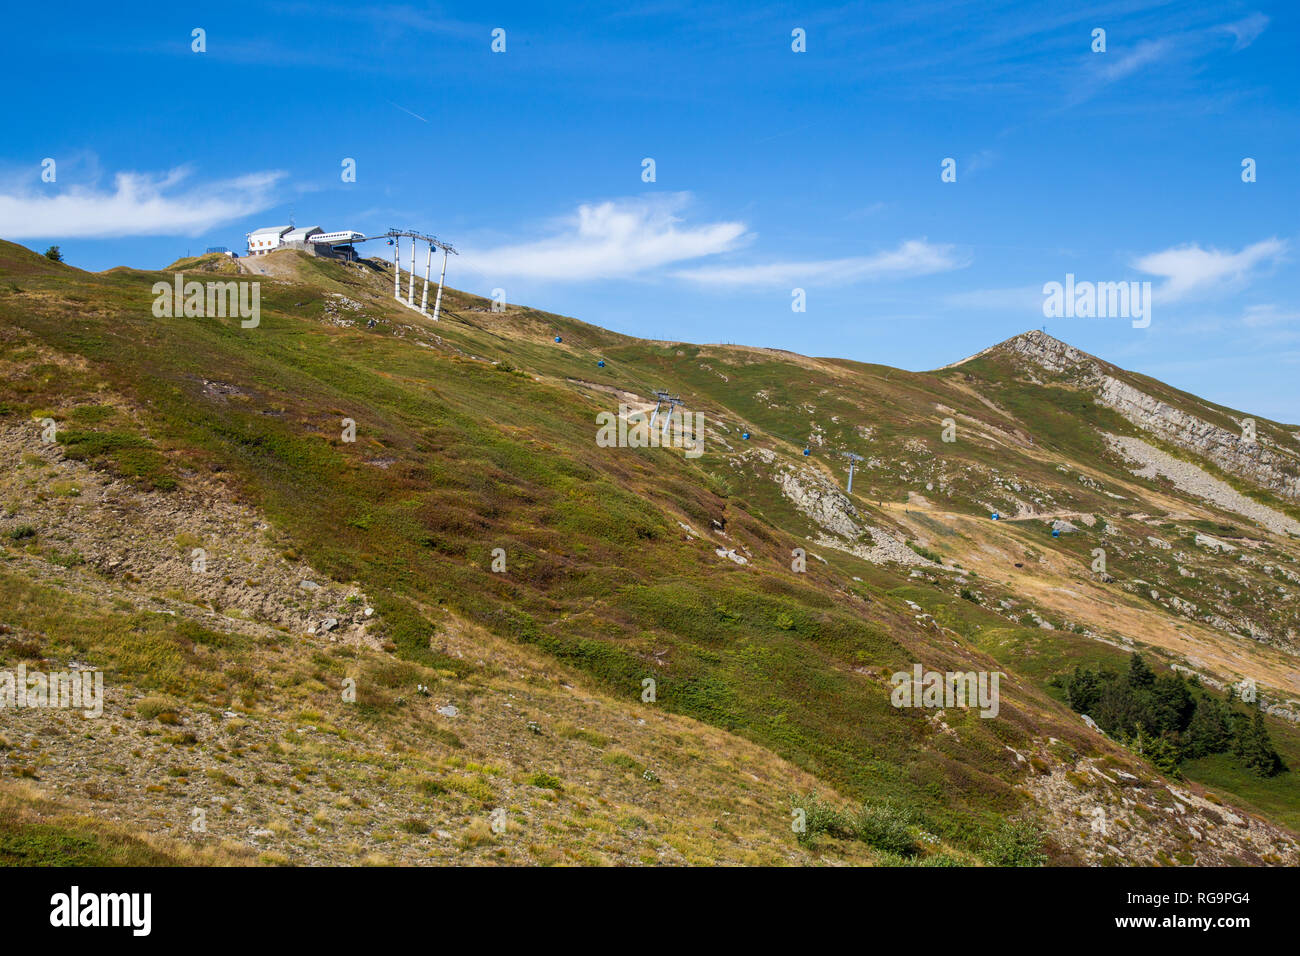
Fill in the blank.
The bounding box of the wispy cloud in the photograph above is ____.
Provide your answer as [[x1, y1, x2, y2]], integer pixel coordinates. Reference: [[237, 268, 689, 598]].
[[1219, 12, 1269, 52], [1062, 37, 1174, 107], [963, 149, 999, 178], [672, 239, 968, 287], [1133, 239, 1287, 301], [461, 193, 747, 281], [0, 167, 284, 239], [1241, 303, 1300, 328], [1098, 39, 1171, 84], [461, 196, 964, 288], [1066, 11, 1269, 109]]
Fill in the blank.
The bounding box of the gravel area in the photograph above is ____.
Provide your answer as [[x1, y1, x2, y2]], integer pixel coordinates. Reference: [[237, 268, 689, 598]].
[[1105, 433, 1300, 536]]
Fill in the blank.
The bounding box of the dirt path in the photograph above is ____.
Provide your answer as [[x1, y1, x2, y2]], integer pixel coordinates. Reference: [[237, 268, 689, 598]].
[[879, 500, 1090, 523]]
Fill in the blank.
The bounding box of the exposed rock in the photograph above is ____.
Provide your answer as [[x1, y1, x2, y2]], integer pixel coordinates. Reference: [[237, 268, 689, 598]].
[[1195, 533, 1237, 553], [998, 331, 1300, 500], [1104, 433, 1300, 536]]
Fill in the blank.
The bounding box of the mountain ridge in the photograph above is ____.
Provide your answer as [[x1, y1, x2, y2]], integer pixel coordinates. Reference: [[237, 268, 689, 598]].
[[1, 239, 1298, 866]]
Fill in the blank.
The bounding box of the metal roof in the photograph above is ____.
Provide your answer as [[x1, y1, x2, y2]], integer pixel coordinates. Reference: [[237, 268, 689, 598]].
[[249, 225, 292, 237], [284, 226, 323, 241]]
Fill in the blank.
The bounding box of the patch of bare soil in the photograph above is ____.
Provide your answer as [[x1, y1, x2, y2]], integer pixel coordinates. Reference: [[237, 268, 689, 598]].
[[0, 420, 375, 645]]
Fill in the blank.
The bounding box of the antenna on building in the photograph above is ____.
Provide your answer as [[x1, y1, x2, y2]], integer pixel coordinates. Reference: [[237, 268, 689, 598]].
[[842, 451, 864, 495]]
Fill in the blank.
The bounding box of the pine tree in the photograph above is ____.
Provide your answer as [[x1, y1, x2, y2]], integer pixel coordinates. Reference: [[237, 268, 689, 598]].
[[1151, 672, 1194, 732], [1127, 653, 1155, 689], [1065, 665, 1102, 713], [1183, 697, 1230, 759], [1238, 712, 1283, 778], [1146, 732, 1182, 778]]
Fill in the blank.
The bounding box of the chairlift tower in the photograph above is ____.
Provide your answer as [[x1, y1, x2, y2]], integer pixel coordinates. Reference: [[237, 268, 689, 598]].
[[380, 229, 458, 319], [392, 235, 401, 299], [649, 391, 671, 430], [649, 390, 681, 434], [842, 451, 864, 495], [664, 395, 681, 435]]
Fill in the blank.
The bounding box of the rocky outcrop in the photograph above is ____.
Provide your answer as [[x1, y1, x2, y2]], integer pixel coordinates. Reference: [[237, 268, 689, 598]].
[[1104, 433, 1300, 535], [1025, 749, 1300, 866], [998, 331, 1300, 501], [766, 454, 934, 566], [1098, 375, 1300, 500]]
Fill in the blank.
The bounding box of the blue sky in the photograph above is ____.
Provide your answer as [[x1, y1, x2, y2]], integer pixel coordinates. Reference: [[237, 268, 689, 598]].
[[3, 1, 1298, 419]]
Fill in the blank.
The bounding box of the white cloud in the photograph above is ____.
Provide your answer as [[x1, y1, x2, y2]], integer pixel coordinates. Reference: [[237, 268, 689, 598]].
[[0, 167, 284, 238], [461, 193, 747, 281], [1133, 239, 1287, 301], [1220, 13, 1269, 52], [1098, 39, 1171, 83], [1241, 304, 1300, 328], [672, 239, 968, 287]]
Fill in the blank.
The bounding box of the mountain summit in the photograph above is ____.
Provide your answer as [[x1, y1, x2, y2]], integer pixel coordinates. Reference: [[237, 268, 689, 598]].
[[946, 328, 1101, 370]]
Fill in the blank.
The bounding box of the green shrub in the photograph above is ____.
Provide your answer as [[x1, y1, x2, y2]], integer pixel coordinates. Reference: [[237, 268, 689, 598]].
[[907, 542, 942, 563], [135, 696, 179, 721], [791, 793, 855, 846], [854, 803, 920, 857], [528, 771, 563, 791], [983, 820, 1046, 866], [791, 794, 919, 855]]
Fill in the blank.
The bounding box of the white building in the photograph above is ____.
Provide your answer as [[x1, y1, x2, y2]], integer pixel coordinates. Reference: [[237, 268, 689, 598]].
[[246, 225, 363, 257], [283, 226, 324, 244], [310, 231, 366, 246], [246, 225, 292, 255]]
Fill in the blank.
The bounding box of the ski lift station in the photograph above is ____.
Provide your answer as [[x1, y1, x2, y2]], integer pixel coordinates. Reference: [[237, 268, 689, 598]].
[[246, 226, 367, 258], [243, 223, 459, 321]]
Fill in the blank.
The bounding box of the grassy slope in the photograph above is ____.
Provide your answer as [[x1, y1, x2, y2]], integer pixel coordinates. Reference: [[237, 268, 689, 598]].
[[1, 241, 1296, 859]]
